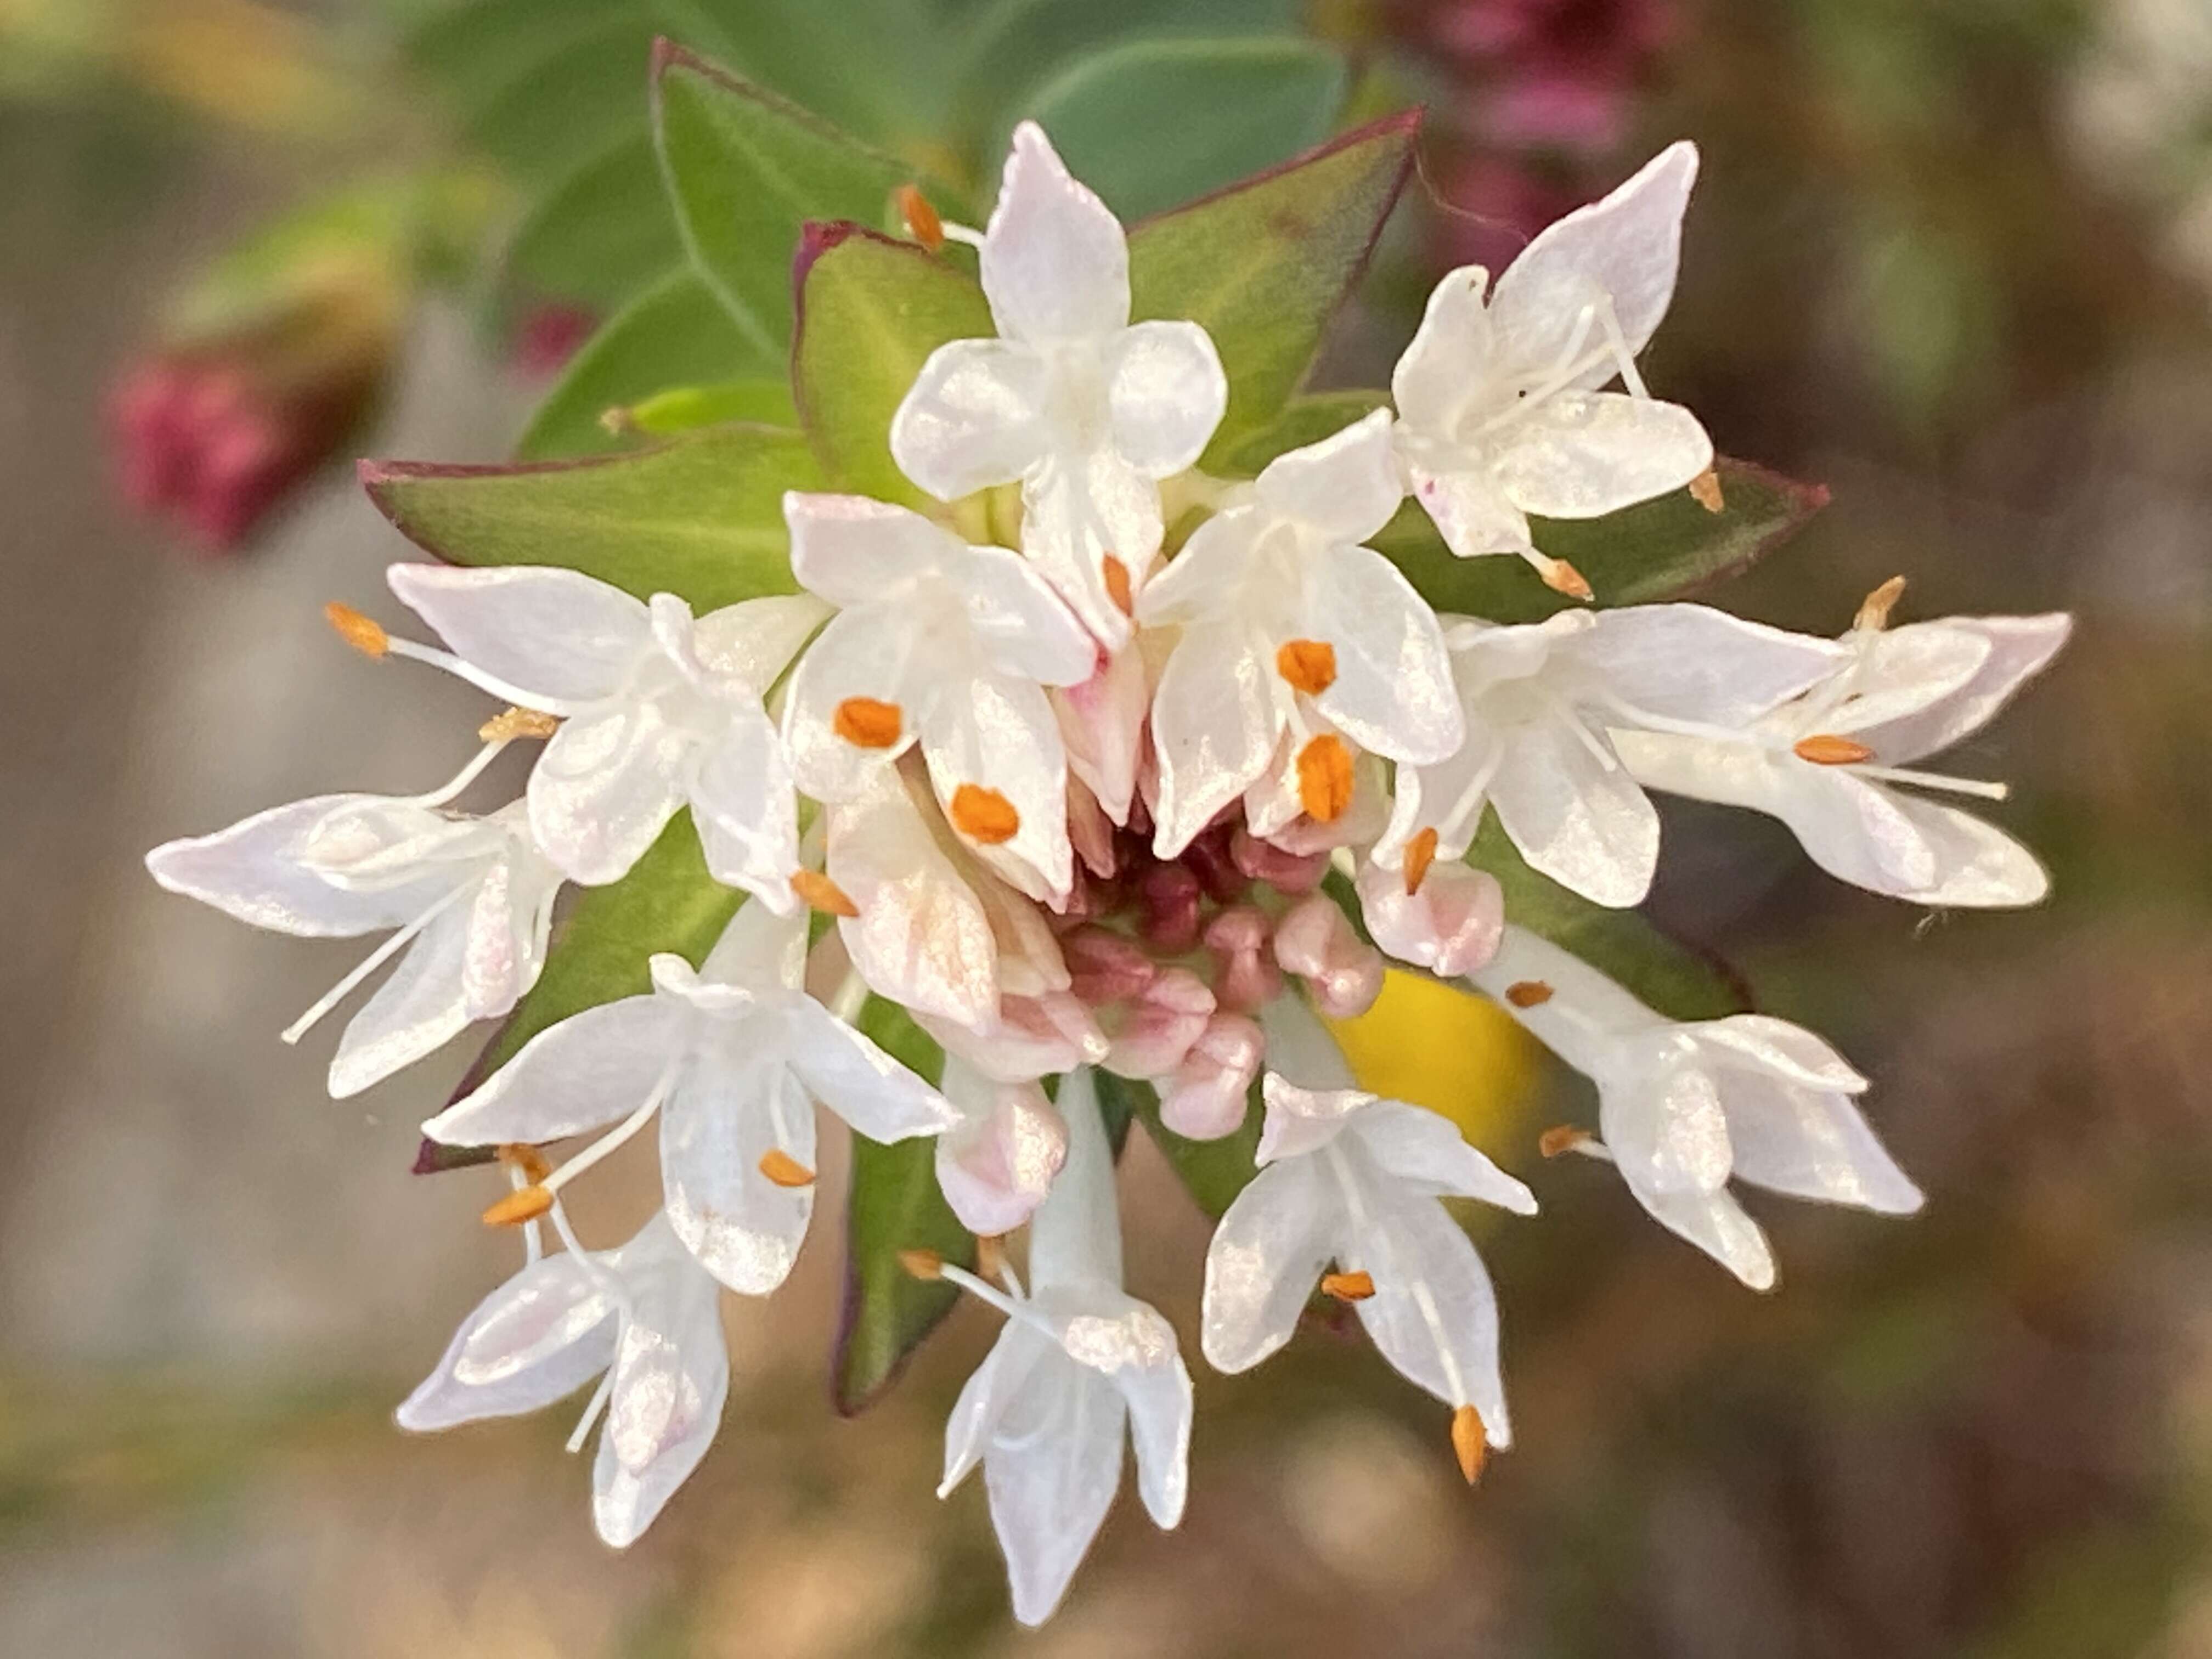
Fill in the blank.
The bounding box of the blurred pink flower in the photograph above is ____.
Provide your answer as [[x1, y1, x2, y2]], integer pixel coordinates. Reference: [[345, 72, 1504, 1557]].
[[513, 302, 597, 379]]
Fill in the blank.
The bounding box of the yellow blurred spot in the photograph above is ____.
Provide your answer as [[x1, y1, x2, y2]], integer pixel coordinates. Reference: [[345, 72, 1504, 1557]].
[[1325, 970, 1537, 1145]]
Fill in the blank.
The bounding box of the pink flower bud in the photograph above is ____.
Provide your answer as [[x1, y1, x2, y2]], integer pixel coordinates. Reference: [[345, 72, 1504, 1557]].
[[1063, 927, 1156, 1006], [1104, 967, 1215, 1079], [1136, 862, 1201, 952], [1229, 826, 1328, 894], [1204, 904, 1282, 1015], [1183, 824, 1249, 904], [1273, 895, 1385, 1018], [1156, 1013, 1263, 1140]]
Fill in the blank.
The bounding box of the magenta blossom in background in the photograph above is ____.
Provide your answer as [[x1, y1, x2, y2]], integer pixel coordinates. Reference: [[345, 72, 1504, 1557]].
[[512, 302, 597, 380], [1417, 0, 1678, 152]]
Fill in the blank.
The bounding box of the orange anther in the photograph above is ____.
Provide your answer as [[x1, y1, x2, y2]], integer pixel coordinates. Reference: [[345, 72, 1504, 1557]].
[[1102, 554, 1133, 617], [1538, 558, 1593, 603], [482, 1184, 554, 1227], [1451, 1404, 1488, 1484], [1689, 469, 1725, 513], [1276, 637, 1338, 696], [790, 870, 859, 918], [834, 696, 904, 749], [1321, 1270, 1375, 1302], [1296, 734, 1353, 823], [495, 1143, 552, 1183], [325, 601, 388, 658], [950, 783, 1020, 845], [1538, 1124, 1592, 1159], [1793, 734, 1875, 766], [1403, 827, 1439, 896], [1505, 980, 1553, 1008], [1855, 575, 1907, 631], [758, 1149, 816, 1188], [898, 1248, 944, 1280], [895, 184, 944, 252], [479, 707, 560, 743]]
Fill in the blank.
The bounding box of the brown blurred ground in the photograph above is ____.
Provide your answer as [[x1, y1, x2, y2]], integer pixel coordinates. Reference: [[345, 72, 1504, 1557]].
[[5, 2, 2212, 1655]]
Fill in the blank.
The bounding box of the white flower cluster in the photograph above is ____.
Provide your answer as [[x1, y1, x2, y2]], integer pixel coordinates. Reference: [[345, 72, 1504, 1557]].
[[145, 124, 2069, 1624]]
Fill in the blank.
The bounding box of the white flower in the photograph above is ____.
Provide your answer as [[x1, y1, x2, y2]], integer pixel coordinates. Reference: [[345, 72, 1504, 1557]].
[[1378, 604, 1843, 907], [421, 900, 953, 1295], [1612, 610, 2072, 906], [386, 564, 827, 902], [938, 1069, 1193, 1626], [396, 1210, 728, 1548], [781, 493, 1097, 902], [890, 121, 1228, 649], [146, 788, 560, 1098], [1201, 996, 1535, 1463], [1137, 410, 1462, 856], [933, 1055, 1069, 1236], [1392, 142, 1713, 596], [1467, 925, 1922, 1289]]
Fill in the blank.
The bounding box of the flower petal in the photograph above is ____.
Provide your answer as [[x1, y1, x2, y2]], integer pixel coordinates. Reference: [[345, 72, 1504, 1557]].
[[662, 1049, 815, 1295], [1392, 266, 1503, 435], [1493, 391, 1712, 521], [783, 491, 956, 607], [457, 844, 557, 1020], [1133, 503, 1262, 628], [422, 993, 677, 1145], [1255, 1073, 1375, 1165], [1105, 319, 1227, 478], [1844, 613, 2072, 764], [934, 1059, 1068, 1236], [1348, 1101, 1537, 1213], [396, 1253, 619, 1432], [1487, 714, 1660, 908], [781, 603, 926, 803], [1307, 542, 1463, 764], [697, 900, 807, 991], [145, 794, 442, 936], [1614, 1166, 1777, 1291], [1199, 1156, 1336, 1373], [1253, 408, 1404, 544], [981, 121, 1129, 345], [326, 903, 476, 1097], [890, 337, 1051, 501], [780, 994, 957, 1142], [1692, 1014, 1868, 1092], [527, 702, 692, 887], [1148, 620, 1278, 858], [985, 1360, 1123, 1628], [1020, 447, 1161, 649], [919, 672, 1074, 902], [942, 1319, 1056, 1498], [1890, 792, 2051, 908], [1348, 1192, 1514, 1441], [1584, 605, 1844, 726], [690, 704, 800, 909], [592, 1223, 730, 1548], [682, 593, 830, 698], [1723, 1082, 1923, 1216], [1356, 857, 1505, 978], [1599, 1049, 1735, 1197], [951, 545, 1098, 687], [1403, 458, 1534, 559], [386, 563, 651, 703], [826, 772, 999, 1029], [1052, 644, 1148, 825]]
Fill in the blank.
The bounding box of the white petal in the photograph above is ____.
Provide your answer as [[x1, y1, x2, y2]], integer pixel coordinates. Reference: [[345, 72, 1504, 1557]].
[[1493, 391, 1713, 521], [1599, 1053, 1735, 1197], [422, 994, 678, 1145], [924, 992, 1105, 1085], [783, 491, 957, 607], [457, 845, 554, 1020], [1692, 1014, 1868, 1092], [328, 904, 476, 1098], [527, 703, 691, 887], [1020, 447, 1162, 649], [780, 994, 957, 1142], [1487, 715, 1661, 908], [780, 603, 926, 803], [1105, 319, 1227, 478], [396, 1253, 619, 1431], [697, 899, 806, 991], [1723, 1084, 1923, 1215], [1616, 1167, 1776, 1290], [890, 337, 1050, 501], [145, 794, 441, 936], [1347, 1190, 1513, 1440], [1253, 409, 1404, 544], [661, 1050, 815, 1295], [1348, 1101, 1536, 1213], [919, 673, 1074, 902], [827, 772, 999, 1029], [985, 1359, 1123, 1627], [1148, 620, 1278, 857], [1306, 542, 1463, 764], [1356, 857, 1505, 979], [941, 1319, 1056, 1497], [690, 704, 800, 907], [591, 1226, 729, 1548], [1846, 613, 2072, 764], [1381, 724, 1504, 868], [1053, 644, 1148, 825], [1403, 458, 1534, 559], [1255, 1073, 1375, 1165], [294, 799, 490, 890], [1488, 140, 1698, 386], [1054, 1291, 1190, 1528], [1199, 1156, 1336, 1373], [982, 121, 1129, 345], [1891, 792, 2051, 908], [1814, 620, 1992, 738], [386, 563, 651, 703], [935, 1062, 1068, 1236], [1133, 504, 1262, 627], [682, 593, 830, 697], [951, 545, 1099, 686], [1584, 605, 1844, 726], [1027, 1068, 1122, 1291], [1392, 266, 1503, 436]]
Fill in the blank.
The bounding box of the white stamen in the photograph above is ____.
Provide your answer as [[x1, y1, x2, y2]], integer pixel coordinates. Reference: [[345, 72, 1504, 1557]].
[[938, 221, 986, 249], [541, 1062, 681, 1194], [383, 636, 592, 718], [407, 738, 513, 809], [280, 883, 470, 1043], [1847, 763, 2011, 801], [1323, 1142, 1470, 1406], [1589, 292, 1651, 400], [566, 1369, 615, 1454]]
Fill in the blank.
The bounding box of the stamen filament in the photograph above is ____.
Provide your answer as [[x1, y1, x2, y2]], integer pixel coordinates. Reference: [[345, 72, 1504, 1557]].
[[542, 1066, 679, 1194], [281, 884, 469, 1043], [407, 738, 511, 809], [566, 1369, 615, 1454], [1848, 763, 2010, 801], [382, 637, 590, 719]]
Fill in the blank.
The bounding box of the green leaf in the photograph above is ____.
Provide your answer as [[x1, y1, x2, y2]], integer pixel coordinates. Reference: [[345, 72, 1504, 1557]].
[[502, 135, 685, 314], [464, 18, 661, 188], [1127, 110, 1420, 466], [402, 0, 629, 124], [1376, 458, 1832, 624], [419, 812, 740, 1173], [364, 421, 819, 611], [791, 226, 995, 506], [1465, 815, 1750, 1023], [652, 43, 931, 355], [679, 0, 956, 144], [516, 268, 776, 461], [1005, 36, 1348, 222], [834, 997, 973, 1414], [1098, 1071, 1265, 1220], [1214, 388, 1390, 476], [620, 376, 798, 435]]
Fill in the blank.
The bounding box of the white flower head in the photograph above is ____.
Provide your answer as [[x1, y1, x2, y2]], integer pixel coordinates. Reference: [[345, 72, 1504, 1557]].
[[383, 564, 826, 902], [891, 122, 1229, 648], [1201, 997, 1535, 1464], [146, 788, 560, 1097], [1613, 608, 2072, 907], [1379, 603, 1843, 907], [1469, 926, 1922, 1289], [396, 1210, 729, 1548], [1138, 409, 1462, 856], [422, 900, 953, 1296], [781, 493, 1097, 903], [937, 1069, 1193, 1626], [1393, 142, 1713, 595]]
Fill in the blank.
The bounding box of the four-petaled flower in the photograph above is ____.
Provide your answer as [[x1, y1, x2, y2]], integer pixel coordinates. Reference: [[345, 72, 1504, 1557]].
[[1392, 142, 1712, 596], [891, 121, 1228, 649], [422, 900, 954, 1295], [1138, 409, 1463, 856], [397, 1210, 729, 1548]]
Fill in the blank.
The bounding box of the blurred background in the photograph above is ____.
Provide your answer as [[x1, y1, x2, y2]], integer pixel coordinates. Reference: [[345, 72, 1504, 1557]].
[[3, 0, 2210, 1653]]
